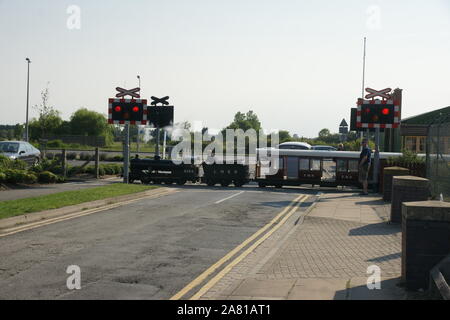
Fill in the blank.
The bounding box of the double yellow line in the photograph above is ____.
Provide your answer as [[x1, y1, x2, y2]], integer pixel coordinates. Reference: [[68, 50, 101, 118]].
[[170, 194, 308, 300]]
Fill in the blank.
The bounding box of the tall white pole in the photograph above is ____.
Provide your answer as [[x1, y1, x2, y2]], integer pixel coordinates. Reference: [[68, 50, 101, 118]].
[[361, 37, 367, 141], [362, 37, 366, 100], [25, 58, 31, 142]]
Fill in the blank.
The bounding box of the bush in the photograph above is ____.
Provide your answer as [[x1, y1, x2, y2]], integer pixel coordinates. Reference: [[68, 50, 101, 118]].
[[0, 172, 6, 182], [45, 152, 55, 160], [47, 140, 65, 148], [30, 158, 65, 176], [38, 171, 58, 184], [111, 155, 123, 162], [0, 155, 28, 170], [102, 164, 122, 175], [4, 169, 37, 184], [66, 152, 78, 160], [68, 143, 82, 149], [53, 153, 63, 160], [68, 166, 84, 176], [99, 153, 108, 161], [79, 152, 92, 161], [102, 165, 114, 175], [388, 149, 425, 166]]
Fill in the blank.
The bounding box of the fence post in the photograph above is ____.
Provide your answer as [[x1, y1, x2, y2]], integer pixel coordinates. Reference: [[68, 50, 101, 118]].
[[61, 149, 67, 178], [95, 148, 100, 179]]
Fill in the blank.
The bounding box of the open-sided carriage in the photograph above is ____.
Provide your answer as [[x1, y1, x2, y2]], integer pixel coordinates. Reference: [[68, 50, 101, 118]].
[[255, 149, 403, 188]]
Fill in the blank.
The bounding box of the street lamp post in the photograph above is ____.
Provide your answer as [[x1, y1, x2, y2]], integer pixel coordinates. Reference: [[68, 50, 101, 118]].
[[25, 58, 31, 142]]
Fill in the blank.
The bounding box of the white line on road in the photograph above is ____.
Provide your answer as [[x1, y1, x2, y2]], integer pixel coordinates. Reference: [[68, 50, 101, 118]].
[[214, 191, 245, 204]]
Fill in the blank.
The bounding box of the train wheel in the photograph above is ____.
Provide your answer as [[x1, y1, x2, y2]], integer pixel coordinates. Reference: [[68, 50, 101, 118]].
[[234, 180, 244, 188], [275, 184, 283, 189], [221, 181, 230, 187], [207, 180, 215, 187], [141, 177, 151, 185], [177, 179, 187, 185], [258, 182, 266, 188]]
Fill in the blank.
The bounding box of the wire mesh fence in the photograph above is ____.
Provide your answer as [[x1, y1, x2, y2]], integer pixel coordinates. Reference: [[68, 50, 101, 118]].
[[426, 120, 450, 201]]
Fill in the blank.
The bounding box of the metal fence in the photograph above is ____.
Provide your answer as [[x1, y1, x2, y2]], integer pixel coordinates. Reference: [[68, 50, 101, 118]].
[[426, 119, 450, 201]]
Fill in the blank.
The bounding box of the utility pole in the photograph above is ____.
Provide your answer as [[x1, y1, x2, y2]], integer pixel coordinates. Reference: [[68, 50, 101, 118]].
[[124, 123, 130, 184], [137, 75, 141, 153], [25, 58, 31, 142]]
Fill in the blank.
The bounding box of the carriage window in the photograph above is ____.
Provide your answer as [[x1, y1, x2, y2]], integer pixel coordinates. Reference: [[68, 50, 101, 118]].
[[337, 159, 347, 172], [278, 158, 284, 169], [348, 160, 359, 172], [311, 159, 321, 171], [299, 159, 309, 170]]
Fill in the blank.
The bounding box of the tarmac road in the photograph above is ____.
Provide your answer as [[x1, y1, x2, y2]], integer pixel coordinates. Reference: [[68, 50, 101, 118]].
[[0, 185, 314, 299]]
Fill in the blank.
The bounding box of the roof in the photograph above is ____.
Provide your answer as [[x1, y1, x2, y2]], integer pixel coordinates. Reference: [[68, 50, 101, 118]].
[[278, 142, 312, 147], [257, 148, 405, 159], [401, 106, 450, 125]]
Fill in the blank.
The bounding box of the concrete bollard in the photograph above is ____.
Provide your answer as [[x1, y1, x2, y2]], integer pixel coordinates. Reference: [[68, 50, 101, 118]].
[[391, 176, 430, 224], [383, 167, 410, 201], [401, 201, 450, 291]]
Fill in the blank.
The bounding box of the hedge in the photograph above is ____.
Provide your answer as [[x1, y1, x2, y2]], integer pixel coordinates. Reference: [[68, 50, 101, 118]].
[[38, 171, 58, 184], [3, 169, 37, 184]]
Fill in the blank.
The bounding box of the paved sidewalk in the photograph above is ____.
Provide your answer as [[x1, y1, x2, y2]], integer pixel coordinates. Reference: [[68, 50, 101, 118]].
[[200, 192, 409, 300]]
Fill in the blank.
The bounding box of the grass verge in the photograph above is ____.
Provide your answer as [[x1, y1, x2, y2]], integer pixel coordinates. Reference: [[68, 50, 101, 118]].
[[0, 184, 158, 220]]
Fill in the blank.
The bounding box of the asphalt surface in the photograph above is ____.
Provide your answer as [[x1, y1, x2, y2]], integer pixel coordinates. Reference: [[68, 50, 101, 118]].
[[0, 185, 314, 299]]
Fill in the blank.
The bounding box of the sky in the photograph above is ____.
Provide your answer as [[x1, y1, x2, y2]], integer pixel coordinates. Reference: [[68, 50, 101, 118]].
[[0, 0, 449, 137]]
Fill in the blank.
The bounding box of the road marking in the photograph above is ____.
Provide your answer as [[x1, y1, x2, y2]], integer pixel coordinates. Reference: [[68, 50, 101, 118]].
[[189, 194, 308, 300], [214, 191, 245, 204], [0, 189, 177, 238], [170, 194, 307, 300]]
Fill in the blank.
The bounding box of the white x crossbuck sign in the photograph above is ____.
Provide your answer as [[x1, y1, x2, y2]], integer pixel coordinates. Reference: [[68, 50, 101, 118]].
[[115, 87, 141, 98], [365, 87, 392, 100]]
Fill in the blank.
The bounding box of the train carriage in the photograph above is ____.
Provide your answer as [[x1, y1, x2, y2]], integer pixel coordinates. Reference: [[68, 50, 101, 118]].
[[202, 162, 250, 187], [256, 149, 403, 188], [129, 158, 199, 185]]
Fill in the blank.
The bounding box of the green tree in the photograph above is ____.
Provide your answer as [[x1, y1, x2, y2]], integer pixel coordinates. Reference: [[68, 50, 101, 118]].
[[54, 120, 71, 136], [318, 128, 330, 139], [13, 124, 24, 140], [30, 86, 63, 140], [278, 130, 292, 143], [70, 108, 113, 145], [227, 110, 262, 131]]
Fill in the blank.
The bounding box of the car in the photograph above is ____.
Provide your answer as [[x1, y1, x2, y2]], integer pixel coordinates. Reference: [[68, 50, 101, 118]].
[[0, 141, 41, 165], [277, 142, 312, 150], [312, 145, 337, 151]]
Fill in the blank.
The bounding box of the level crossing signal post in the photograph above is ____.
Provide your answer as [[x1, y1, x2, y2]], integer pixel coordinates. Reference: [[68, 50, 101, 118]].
[[107, 89, 174, 183], [148, 96, 174, 159], [351, 88, 401, 192]]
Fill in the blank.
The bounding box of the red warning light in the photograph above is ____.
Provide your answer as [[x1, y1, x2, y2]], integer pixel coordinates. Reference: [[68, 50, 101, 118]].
[[382, 108, 390, 115], [132, 106, 139, 113], [114, 106, 122, 112]]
